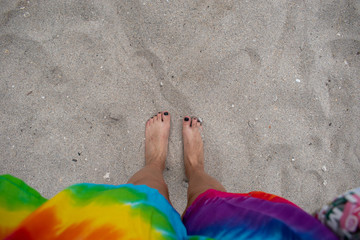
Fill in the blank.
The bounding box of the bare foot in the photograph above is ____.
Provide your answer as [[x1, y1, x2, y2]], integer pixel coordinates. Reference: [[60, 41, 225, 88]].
[[145, 111, 171, 171], [182, 116, 204, 178]]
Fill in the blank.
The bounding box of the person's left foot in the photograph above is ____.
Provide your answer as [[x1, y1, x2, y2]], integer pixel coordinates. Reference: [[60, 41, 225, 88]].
[[145, 111, 171, 171]]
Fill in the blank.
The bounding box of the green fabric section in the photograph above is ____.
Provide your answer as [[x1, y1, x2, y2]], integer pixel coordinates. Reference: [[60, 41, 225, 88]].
[[132, 203, 176, 235], [0, 174, 47, 211], [66, 184, 148, 205]]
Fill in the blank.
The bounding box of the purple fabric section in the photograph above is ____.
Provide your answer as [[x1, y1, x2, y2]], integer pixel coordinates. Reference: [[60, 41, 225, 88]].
[[183, 190, 338, 240]]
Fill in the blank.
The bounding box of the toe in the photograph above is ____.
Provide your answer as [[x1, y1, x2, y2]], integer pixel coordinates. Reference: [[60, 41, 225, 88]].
[[156, 112, 162, 121], [162, 111, 170, 122], [148, 117, 154, 125], [191, 117, 197, 127], [183, 116, 191, 127]]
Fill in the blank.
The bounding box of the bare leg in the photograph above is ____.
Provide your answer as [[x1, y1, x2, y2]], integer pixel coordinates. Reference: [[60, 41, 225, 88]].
[[182, 117, 226, 212], [127, 111, 171, 203]]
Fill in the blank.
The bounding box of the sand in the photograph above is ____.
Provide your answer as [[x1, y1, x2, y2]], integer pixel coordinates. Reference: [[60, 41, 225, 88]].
[[1, 0, 359, 214]]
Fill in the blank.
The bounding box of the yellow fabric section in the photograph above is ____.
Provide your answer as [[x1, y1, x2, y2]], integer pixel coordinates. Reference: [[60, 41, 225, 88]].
[[0, 208, 33, 228]]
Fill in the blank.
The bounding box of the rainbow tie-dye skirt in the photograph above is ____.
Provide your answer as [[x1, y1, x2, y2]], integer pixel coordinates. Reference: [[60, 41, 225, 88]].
[[0, 174, 337, 239]]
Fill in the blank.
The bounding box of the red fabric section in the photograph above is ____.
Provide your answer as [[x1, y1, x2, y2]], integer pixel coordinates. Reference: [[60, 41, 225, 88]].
[[190, 189, 300, 210]]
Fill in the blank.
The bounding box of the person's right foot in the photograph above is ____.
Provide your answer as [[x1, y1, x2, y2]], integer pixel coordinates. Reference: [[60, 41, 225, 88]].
[[182, 116, 205, 179], [145, 111, 171, 172]]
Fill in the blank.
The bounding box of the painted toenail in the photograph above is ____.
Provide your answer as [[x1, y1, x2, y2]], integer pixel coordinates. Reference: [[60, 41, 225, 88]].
[[197, 119, 200, 122], [164, 112, 168, 115], [184, 117, 189, 121]]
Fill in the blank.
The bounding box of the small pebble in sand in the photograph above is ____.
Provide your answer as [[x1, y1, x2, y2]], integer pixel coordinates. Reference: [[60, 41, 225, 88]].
[[291, 157, 295, 162], [323, 180, 327, 186], [231, 104, 234, 108], [296, 79, 301, 83], [181, 180, 188, 188], [322, 165, 327, 172], [103, 172, 110, 180], [160, 82, 164, 86], [336, 32, 341, 36], [23, 12, 30, 17], [41, 96, 45, 99]]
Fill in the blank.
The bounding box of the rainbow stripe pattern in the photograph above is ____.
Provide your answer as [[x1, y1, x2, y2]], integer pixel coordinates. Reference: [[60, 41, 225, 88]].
[[1, 175, 189, 240], [1, 175, 337, 239]]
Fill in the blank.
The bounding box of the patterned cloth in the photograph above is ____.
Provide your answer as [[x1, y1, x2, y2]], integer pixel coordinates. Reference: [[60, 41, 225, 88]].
[[317, 188, 360, 240], [0, 174, 337, 240], [0, 175, 189, 240], [183, 189, 338, 239]]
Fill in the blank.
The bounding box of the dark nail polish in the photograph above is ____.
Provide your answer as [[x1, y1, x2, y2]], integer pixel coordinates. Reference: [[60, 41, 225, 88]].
[[158, 112, 161, 114], [184, 117, 189, 121], [164, 112, 168, 116], [197, 119, 200, 122]]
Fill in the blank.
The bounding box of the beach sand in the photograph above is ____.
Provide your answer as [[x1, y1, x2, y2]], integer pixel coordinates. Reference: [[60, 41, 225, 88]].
[[1, 0, 359, 214]]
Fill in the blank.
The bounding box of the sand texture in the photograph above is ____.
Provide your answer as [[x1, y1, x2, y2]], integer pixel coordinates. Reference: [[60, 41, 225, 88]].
[[1, 0, 360, 214]]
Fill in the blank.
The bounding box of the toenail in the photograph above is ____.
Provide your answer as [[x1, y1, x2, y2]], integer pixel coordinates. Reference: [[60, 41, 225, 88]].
[[184, 117, 189, 121], [197, 119, 200, 122], [164, 112, 168, 115]]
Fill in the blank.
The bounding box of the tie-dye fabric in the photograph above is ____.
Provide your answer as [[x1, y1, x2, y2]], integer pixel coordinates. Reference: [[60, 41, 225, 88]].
[[183, 189, 338, 240], [0, 175, 46, 239], [0, 175, 337, 240], [0, 174, 190, 240]]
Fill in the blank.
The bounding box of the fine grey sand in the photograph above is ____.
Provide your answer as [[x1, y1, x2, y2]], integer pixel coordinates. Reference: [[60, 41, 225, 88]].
[[1, 0, 359, 214]]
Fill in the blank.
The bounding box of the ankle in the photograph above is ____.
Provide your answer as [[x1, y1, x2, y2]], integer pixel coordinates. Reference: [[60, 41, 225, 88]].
[[186, 166, 205, 179], [146, 162, 165, 172]]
